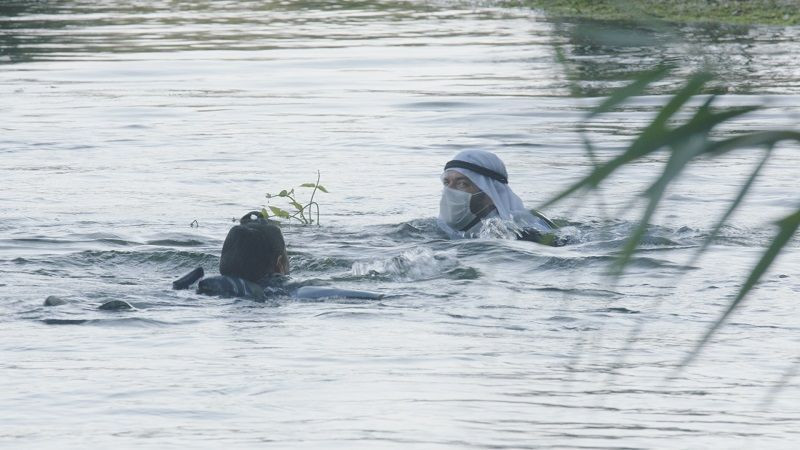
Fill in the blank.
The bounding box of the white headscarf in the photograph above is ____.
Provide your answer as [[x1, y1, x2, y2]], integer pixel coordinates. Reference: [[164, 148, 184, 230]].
[[437, 149, 551, 239]]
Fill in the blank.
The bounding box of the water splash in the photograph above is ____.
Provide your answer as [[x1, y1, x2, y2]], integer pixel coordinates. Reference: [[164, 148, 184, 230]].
[[350, 247, 464, 281]]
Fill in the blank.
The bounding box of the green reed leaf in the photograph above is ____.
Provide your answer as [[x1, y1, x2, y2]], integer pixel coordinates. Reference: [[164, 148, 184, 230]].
[[316, 185, 329, 193], [648, 72, 713, 129], [677, 208, 800, 371], [299, 183, 316, 188], [588, 65, 673, 118], [610, 100, 762, 274], [539, 72, 713, 210], [705, 131, 800, 157], [611, 134, 709, 274], [687, 148, 772, 269]]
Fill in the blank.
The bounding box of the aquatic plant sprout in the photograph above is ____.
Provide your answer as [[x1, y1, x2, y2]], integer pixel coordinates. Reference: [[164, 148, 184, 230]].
[[539, 67, 800, 370], [262, 171, 328, 225]]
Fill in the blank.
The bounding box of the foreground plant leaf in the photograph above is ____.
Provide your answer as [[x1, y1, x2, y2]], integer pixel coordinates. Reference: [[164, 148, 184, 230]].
[[677, 208, 800, 371], [588, 65, 672, 118], [687, 148, 772, 269], [540, 72, 713, 209], [544, 67, 800, 375]]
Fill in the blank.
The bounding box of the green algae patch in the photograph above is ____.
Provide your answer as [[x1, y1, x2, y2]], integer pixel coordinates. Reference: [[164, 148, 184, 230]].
[[510, 0, 800, 26]]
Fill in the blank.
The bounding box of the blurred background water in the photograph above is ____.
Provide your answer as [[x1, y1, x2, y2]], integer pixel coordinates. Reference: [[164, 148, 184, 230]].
[[1, 1, 799, 448]]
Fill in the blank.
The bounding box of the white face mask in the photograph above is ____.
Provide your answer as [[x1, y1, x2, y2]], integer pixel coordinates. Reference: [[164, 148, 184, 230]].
[[439, 187, 485, 231]]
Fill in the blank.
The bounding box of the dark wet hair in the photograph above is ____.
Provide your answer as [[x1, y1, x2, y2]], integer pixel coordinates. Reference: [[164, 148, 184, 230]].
[[219, 220, 286, 283]]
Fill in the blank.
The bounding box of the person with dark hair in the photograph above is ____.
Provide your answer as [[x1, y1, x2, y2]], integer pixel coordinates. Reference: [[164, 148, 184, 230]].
[[194, 213, 289, 300], [174, 211, 382, 301], [219, 221, 288, 282]]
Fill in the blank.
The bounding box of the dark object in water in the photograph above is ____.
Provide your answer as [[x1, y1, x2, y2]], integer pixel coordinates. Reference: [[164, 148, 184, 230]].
[[197, 275, 266, 300], [98, 300, 133, 311], [513, 210, 567, 246], [220, 221, 286, 283], [43, 295, 67, 306], [42, 319, 88, 325], [196, 274, 382, 301], [172, 267, 204, 290], [517, 228, 567, 246]]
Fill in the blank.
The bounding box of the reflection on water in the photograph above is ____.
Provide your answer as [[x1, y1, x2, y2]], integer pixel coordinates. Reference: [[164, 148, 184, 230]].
[[3, 1, 800, 95], [553, 19, 800, 95], [1, 1, 799, 448]]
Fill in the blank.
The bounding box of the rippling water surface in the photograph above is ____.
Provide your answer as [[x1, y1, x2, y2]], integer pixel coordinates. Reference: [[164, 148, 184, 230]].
[[2, 1, 799, 448]]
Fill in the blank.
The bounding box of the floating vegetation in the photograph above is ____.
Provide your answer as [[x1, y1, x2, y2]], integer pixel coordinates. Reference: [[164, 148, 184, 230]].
[[513, 0, 800, 26]]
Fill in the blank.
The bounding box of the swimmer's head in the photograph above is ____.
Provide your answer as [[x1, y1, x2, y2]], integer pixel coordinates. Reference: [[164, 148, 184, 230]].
[[219, 220, 288, 282], [439, 151, 504, 231]]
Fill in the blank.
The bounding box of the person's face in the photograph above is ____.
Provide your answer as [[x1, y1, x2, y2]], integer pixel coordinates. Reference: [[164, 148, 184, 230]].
[[442, 170, 495, 214], [442, 170, 481, 194]]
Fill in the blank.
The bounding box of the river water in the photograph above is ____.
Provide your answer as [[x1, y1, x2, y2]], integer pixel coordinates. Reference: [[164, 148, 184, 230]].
[[2, 1, 799, 448]]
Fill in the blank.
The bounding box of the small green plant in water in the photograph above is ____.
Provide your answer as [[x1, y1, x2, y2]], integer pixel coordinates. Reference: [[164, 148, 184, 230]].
[[261, 171, 328, 225]]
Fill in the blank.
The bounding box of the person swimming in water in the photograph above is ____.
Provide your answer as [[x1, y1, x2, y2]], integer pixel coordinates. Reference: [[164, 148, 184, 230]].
[[194, 213, 289, 299], [437, 149, 562, 245], [173, 211, 382, 300]]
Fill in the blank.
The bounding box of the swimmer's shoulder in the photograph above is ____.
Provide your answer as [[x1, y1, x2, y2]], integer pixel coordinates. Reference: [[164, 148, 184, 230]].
[[173, 269, 381, 301], [197, 275, 266, 300]]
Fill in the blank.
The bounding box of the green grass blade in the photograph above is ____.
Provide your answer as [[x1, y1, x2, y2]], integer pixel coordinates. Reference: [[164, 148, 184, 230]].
[[762, 357, 800, 408], [677, 208, 800, 371], [588, 65, 673, 118], [610, 196, 658, 275], [561, 97, 743, 274], [611, 134, 708, 274], [687, 148, 772, 268], [635, 72, 712, 135], [705, 131, 800, 157], [540, 119, 700, 209], [540, 73, 714, 209], [639, 105, 761, 166], [686, 105, 760, 134], [609, 100, 769, 275], [642, 135, 709, 198]]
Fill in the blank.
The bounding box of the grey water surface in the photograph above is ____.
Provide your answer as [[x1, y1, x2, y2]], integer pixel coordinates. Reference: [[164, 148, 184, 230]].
[[2, 1, 799, 448]]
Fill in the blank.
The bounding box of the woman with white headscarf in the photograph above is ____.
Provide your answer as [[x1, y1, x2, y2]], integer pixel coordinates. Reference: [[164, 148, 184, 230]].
[[437, 149, 558, 243]]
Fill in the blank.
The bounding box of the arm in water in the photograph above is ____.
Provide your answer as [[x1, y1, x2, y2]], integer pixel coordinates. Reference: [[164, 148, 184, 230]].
[[171, 268, 383, 301]]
